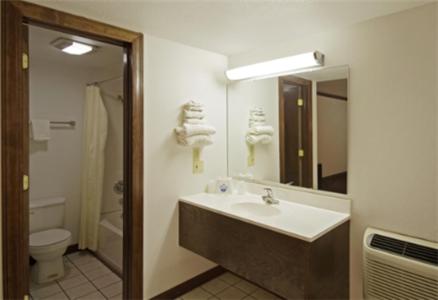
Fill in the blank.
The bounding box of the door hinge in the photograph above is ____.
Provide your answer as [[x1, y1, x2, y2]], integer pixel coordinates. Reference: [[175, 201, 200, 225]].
[[23, 174, 29, 191], [22, 53, 29, 70], [298, 149, 304, 158], [297, 98, 304, 107]]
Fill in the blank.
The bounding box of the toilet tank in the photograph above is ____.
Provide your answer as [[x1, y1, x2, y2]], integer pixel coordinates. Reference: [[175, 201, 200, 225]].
[[29, 197, 66, 233]]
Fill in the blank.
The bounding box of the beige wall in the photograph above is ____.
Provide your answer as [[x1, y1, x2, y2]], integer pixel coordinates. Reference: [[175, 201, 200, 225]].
[[144, 35, 227, 297], [230, 4, 438, 298]]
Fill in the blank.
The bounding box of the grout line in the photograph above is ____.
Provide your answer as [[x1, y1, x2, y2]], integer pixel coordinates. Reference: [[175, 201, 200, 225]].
[[66, 255, 110, 300]]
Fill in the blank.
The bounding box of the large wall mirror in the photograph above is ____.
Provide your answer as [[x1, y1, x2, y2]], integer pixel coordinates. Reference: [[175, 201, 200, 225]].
[[227, 65, 349, 194]]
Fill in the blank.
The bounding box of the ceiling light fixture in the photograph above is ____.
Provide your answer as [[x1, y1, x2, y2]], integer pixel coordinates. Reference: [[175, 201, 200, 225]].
[[51, 38, 95, 55], [225, 51, 324, 81]]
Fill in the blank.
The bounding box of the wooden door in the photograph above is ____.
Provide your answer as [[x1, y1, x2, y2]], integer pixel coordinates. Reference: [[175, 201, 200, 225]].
[[2, 2, 144, 299], [1, 2, 30, 298], [279, 76, 313, 188]]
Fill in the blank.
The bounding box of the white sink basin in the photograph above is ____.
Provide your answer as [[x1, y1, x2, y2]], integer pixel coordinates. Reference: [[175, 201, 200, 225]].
[[231, 202, 281, 217], [179, 193, 350, 242]]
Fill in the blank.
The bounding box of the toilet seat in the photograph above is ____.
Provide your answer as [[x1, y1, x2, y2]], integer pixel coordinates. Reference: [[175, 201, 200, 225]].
[[30, 229, 71, 248]]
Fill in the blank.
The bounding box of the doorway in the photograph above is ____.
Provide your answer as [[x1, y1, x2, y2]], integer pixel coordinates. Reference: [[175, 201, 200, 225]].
[[1, 1, 143, 299]]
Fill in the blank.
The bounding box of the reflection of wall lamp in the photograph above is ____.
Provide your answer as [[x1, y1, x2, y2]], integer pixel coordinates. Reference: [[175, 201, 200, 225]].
[[225, 51, 324, 81]]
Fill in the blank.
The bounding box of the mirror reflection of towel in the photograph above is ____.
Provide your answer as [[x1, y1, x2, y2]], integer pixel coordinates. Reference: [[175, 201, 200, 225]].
[[246, 134, 272, 145], [31, 119, 51, 141]]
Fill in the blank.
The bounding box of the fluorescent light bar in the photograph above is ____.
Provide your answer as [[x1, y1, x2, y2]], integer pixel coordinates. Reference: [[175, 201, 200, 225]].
[[62, 42, 93, 55], [226, 51, 324, 81]]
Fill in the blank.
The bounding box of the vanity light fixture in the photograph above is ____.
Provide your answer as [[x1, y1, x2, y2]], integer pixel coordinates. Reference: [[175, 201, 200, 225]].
[[51, 38, 95, 55], [225, 51, 324, 81]]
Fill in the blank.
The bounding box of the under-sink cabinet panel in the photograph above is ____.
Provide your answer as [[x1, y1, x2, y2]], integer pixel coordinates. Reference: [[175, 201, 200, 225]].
[[179, 201, 349, 299]]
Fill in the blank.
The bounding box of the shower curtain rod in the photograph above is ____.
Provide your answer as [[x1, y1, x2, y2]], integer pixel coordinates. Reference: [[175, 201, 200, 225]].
[[88, 75, 122, 86]]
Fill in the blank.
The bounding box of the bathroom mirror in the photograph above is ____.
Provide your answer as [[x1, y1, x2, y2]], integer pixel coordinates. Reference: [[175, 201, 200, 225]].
[[227, 65, 349, 194]]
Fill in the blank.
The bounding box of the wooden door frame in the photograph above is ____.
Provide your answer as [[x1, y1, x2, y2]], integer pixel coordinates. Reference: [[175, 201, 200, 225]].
[[278, 75, 313, 187], [1, 1, 144, 299]]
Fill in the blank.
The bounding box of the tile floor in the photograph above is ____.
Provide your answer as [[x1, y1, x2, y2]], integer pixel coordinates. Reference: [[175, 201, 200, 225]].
[[179, 272, 282, 300], [30, 251, 122, 300]]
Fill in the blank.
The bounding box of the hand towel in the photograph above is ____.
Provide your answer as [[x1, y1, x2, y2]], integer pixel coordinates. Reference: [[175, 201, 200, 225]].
[[184, 110, 205, 119], [177, 134, 213, 147], [175, 124, 216, 137], [247, 125, 274, 136], [31, 119, 51, 141], [246, 134, 272, 145]]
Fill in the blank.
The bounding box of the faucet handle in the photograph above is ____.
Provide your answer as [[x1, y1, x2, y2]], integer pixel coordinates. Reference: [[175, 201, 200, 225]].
[[264, 187, 273, 197]]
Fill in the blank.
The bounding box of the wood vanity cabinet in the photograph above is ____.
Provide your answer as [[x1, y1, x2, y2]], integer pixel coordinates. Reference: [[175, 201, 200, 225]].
[[179, 201, 349, 300]]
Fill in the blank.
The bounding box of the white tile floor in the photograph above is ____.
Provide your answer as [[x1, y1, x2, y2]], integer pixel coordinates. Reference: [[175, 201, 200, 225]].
[[179, 272, 282, 300], [30, 251, 122, 300]]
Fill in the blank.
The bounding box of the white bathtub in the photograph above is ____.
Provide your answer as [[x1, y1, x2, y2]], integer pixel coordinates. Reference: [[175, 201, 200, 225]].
[[97, 211, 123, 275]]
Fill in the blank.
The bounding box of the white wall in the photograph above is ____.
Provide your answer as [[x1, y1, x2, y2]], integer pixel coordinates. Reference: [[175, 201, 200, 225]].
[[228, 78, 279, 182], [144, 35, 228, 297], [29, 58, 90, 244], [230, 4, 438, 298]]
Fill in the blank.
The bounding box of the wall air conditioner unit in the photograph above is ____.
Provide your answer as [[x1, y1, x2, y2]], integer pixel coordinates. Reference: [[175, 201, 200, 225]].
[[363, 228, 438, 300]]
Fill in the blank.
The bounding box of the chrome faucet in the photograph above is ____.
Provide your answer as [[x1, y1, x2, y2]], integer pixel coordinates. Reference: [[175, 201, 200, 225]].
[[262, 188, 279, 205]]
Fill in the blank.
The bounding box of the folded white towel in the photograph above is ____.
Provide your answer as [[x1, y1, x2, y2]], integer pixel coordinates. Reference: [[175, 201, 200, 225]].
[[184, 110, 205, 119], [31, 119, 51, 141], [250, 111, 265, 117], [246, 134, 272, 145], [247, 125, 274, 136], [249, 120, 266, 127], [250, 107, 263, 113], [249, 115, 265, 122], [175, 124, 216, 137], [184, 101, 203, 112], [177, 134, 213, 147], [185, 118, 205, 125]]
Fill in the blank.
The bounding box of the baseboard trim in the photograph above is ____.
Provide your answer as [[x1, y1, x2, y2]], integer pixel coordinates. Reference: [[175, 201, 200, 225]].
[[150, 266, 226, 300]]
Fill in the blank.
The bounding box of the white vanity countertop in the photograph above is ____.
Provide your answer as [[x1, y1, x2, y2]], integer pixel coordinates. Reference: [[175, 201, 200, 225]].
[[179, 193, 350, 242]]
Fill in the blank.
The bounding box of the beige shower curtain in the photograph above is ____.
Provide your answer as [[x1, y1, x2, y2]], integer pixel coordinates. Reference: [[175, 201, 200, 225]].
[[79, 85, 108, 251]]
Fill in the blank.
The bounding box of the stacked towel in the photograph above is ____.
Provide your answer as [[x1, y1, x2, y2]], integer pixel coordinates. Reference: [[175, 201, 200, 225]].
[[175, 101, 216, 148], [246, 108, 274, 145]]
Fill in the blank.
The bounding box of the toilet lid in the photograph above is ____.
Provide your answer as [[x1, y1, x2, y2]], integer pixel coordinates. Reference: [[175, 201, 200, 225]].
[[30, 229, 71, 247]]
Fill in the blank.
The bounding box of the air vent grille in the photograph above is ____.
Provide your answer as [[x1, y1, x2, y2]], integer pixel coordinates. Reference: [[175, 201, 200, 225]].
[[370, 234, 438, 266], [366, 258, 438, 300]]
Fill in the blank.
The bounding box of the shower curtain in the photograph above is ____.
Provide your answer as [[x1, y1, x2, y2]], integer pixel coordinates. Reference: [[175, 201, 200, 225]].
[[79, 85, 108, 251]]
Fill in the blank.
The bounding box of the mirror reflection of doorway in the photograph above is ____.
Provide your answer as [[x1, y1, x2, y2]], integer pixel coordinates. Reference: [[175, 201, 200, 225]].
[[279, 76, 313, 188], [278, 73, 348, 194]]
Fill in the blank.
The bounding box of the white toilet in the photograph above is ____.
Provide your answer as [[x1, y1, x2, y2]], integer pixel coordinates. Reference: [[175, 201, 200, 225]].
[[29, 197, 72, 284]]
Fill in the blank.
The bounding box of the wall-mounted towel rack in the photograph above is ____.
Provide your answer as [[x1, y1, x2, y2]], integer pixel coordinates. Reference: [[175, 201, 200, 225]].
[[50, 120, 76, 127]]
